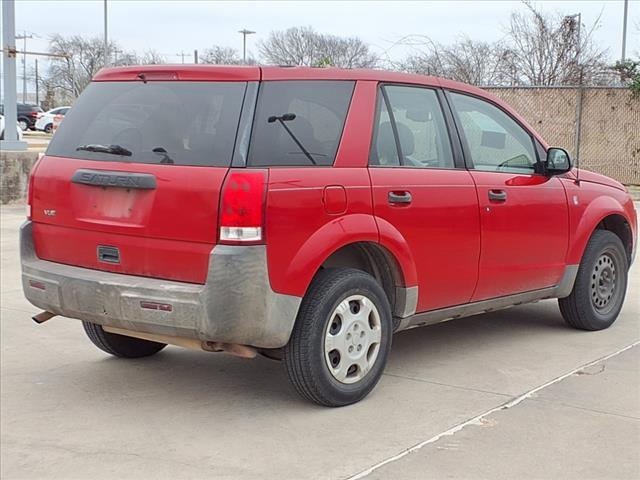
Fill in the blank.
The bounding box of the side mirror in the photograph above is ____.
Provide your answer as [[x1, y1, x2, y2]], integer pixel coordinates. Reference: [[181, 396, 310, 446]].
[[545, 147, 572, 175]]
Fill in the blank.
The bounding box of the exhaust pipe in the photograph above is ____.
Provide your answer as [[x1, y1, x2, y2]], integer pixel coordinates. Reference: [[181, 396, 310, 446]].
[[201, 341, 257, 359], [32, 311, 57, 324], [102, 326, 257, 359]]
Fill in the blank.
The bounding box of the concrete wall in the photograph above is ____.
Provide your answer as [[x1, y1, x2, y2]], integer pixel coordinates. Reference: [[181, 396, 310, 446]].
[[485, 87, 640, 185], [1, 151, 38, 204]]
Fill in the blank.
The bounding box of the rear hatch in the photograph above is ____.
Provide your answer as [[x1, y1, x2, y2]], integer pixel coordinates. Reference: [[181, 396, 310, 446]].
[[30, 68, 259, 283]]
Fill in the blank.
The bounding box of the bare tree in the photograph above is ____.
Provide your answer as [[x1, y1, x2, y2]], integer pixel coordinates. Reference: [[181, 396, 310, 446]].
[[398, 2, 612, 86], [139, 50, 166, 65], [259, 26, 377, 68], [112, 50, 138, 66], [112, 49, 166, 66], [201, 46, 243, 65], [39, 75, 60, 111], [400, 37, 510, 85], [44, 35, 167, 104], [502, 3, 610, 85], [321, 35, 378, 68], [46, 34, 111, 100]]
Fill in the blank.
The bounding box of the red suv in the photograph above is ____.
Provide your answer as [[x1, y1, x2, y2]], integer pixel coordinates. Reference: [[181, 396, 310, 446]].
[[21, 66, 637, 406]]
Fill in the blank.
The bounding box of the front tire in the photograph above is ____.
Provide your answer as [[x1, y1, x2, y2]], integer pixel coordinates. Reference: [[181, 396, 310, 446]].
[[284, 268, 393, 407], [82, 322, 166, 358], [559, 230, 628, 331]]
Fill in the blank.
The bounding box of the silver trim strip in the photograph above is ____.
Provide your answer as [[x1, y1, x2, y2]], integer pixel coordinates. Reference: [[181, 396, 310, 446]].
[[398, 265, 579, 331], [394, 285, 418, 318]]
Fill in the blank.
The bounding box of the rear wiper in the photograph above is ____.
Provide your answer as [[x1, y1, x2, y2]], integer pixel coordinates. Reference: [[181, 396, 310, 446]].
[[152, 147, 174, 164], [76, 144, 132, 157], [267, 113, 317, 165]]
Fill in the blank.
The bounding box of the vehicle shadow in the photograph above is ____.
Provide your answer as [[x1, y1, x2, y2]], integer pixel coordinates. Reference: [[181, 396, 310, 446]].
[[390, 299, 568, 359], [69, 300, 572, 407]]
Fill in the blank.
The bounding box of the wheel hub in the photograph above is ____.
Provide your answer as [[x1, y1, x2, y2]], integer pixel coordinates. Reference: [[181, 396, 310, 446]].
[[324, 295, 382, 384], [590, 253, 617, 311]]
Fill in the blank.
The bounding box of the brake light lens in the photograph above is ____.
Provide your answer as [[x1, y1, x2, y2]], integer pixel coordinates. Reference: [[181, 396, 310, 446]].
[[219, 170, 267, 244], [26, 153, 45, 220]]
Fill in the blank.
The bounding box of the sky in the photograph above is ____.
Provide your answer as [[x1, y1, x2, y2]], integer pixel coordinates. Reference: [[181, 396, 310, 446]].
[[3, 0, 640, 95]]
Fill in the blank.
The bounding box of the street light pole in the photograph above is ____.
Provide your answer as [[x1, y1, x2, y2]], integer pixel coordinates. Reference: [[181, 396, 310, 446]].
[[104, 0, 109, 66], [238, 29, 256, 64], [1, 0, 27, 149], [621, 0, 629, 62]]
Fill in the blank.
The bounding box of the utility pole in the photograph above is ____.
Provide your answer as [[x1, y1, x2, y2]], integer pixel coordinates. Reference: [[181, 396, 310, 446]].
[[194, 49, 198, 64], [113, 48, 123, 65], [566, 13, 583, 173], [1, 0, 27, 149], [16, 31, 34, 103], [35, 58, 39, 105], [176, 51, 192, 64], [238, 29, 256, 64], [104, 0, 109, 66], [621, 0, 629, 62]]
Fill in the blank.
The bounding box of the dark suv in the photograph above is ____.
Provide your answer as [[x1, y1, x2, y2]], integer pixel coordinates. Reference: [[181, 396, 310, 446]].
[[1, 103, 44, 131]]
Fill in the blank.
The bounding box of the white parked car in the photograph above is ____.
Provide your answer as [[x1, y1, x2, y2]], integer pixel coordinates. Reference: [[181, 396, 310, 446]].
[[35, 106, 71, 133], [0, 114, 24, 141]]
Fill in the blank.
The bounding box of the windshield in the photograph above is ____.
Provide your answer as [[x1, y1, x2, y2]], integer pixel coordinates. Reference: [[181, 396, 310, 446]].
[[47, 81, 247, 167]]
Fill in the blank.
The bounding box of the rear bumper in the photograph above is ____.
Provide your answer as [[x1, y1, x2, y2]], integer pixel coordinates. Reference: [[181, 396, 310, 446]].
[[20, 222, 301, 349]]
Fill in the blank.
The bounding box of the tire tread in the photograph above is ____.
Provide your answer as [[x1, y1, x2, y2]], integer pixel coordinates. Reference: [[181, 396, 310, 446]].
[[284, 268, 392, 407], [559, 230, 628, 331]]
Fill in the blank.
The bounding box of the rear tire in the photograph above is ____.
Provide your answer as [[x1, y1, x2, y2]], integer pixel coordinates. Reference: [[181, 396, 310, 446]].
[[82, 322, 166, 358], [284, 268, 393, 407], [559, 230, 628, 331], [18, 119, 28, 131], [44, 123, 53, 134]]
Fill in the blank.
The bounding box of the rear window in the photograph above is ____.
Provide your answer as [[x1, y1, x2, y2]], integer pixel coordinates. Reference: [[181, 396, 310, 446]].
[[248, 81, 354, 167], [47, 81, 247, 167]]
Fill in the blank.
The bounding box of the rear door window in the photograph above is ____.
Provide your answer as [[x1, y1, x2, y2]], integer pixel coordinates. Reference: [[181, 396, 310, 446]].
[[370, 85, 454, 169], [46, 81, 247, 167], [248, 81, 355, 167]]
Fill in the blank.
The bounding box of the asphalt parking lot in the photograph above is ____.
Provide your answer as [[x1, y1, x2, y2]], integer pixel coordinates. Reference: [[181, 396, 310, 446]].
[[1, 203, 639, 480]]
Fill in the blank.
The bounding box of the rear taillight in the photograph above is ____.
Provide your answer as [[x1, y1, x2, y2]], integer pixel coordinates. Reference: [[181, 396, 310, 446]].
[[218, 170, 267, 244], [26, 153, 45, 220], [30, 111, 39, 117]]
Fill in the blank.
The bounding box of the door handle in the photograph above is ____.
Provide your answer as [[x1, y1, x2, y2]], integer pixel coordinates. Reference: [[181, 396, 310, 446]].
[[388, 191, 412, 205], [488, 189, 507, 202]]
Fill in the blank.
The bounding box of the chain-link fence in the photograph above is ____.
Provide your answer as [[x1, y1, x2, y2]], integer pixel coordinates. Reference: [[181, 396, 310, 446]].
[[484, 86, 640, 185]]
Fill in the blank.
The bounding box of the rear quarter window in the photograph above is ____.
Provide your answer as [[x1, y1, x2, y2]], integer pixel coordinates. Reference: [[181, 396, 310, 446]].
[[46, 81, 247, 167], [248, 81, 355, 167]]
